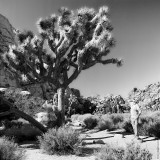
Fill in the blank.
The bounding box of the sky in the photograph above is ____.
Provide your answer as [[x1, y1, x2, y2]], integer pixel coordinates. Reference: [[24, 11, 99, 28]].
[[0, 0, 160, 98]]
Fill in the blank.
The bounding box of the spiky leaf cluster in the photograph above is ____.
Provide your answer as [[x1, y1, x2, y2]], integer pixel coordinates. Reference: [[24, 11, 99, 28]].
[[2, 6, 123, 89]]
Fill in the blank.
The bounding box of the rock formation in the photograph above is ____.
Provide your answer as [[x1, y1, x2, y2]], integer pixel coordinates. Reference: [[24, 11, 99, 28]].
[[0, 14, 18, 88], [128, 82, 160, 110]]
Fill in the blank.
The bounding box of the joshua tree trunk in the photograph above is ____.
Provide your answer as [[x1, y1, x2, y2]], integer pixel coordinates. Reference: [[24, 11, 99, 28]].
[[40, 84, 48, 100], [57, 87, 65, 126], [0, 95, 47, 133], [11, 108, 47, 133]]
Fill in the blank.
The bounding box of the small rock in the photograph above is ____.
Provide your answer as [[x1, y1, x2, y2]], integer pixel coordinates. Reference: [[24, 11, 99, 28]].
[[81, 141, 86, 146], [95, 139, 105, 144]]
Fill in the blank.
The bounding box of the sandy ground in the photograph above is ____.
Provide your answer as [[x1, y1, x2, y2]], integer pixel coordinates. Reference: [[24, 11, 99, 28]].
[[21, 129, 160, 160]]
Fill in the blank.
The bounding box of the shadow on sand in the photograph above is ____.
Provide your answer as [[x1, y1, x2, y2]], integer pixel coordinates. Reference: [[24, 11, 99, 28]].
[[19, 140, 39, 149]]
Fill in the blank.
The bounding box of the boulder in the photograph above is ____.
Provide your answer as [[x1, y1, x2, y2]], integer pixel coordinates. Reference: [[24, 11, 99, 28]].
[[0, 14, 19, 88], [0, 13, 16, 53], [34, 111, 57, 127], [128, 82, 160, 110]]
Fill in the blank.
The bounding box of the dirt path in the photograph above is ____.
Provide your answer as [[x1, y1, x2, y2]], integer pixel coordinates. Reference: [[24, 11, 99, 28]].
[[24, 149, 95, 160], [21, 129, 160, 160]]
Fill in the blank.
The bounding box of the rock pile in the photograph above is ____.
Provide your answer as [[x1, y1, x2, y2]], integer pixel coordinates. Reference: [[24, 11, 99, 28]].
[[128, 82, 160, 110], [93, 95, 129, 115]]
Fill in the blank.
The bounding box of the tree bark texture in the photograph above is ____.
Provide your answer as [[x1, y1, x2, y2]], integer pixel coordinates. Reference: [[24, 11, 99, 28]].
[[57, 87, 65, 126]]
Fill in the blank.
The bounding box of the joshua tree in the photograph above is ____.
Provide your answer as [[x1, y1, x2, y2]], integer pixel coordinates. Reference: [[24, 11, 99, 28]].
[[2, 6, 123, 126]]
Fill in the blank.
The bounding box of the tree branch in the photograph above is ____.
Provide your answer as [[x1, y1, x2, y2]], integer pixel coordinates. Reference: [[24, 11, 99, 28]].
[[25, 73, 37, 83], [66, 36, 82, 58], [65, 65, 80, 87], [48, 39, 56, 53], [69, 61, 78, 68], [98, 58, 123, 67], [37, 40, 46, 76], [55, 36, 64, 54], [82, 60, 97, 70]]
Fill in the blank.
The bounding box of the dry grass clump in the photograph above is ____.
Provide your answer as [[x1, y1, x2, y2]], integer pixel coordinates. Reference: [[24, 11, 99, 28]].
[[0, 136, 25, 160], [95, 142, 152, 160]]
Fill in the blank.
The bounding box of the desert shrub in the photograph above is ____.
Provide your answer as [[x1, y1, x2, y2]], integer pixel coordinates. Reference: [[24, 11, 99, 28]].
[[95, 142, 152, 160], [123, 142, 152, 160], [122, 117, 152, 136], [71, 114, 81, 122], [122, 112, 160, 138], [97, 113, 129, 131], [122, 119, 133, 133], [71, 114, 94, 122], [147, 120, 160, 138], [71, 114, 99, 129], [83, 116, 98, 129], [80, 98, 96, 114], [110, 114, 124, 125], [0, 136, 25, 160], [95, 144, 124, 160], [97, 117, 113, 131], [138, 121, 152, 137], [38, 126, 81, 155], [139, 115, 154, 124], [65, 96, 96, 116], [150, 111, 160, 118]]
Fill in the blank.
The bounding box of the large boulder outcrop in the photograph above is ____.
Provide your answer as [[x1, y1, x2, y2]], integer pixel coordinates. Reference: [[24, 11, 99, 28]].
[[0, 14, 18, 88], [0, 14, 16, 53], [128, 82, 160, 110]]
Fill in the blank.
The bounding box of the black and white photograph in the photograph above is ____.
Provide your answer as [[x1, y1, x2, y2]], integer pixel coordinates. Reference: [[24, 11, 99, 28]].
[[0, 0, 160, 159]]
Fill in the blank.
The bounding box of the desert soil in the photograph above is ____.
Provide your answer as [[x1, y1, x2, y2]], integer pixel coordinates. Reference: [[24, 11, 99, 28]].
[[20, 129, 160, 160]]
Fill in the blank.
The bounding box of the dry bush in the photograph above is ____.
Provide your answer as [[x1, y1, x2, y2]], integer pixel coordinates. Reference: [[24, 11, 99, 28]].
[[0, 136, 25, 160], [95, 142, 152, 160], [97, 113, 129, 131], [38, 126, 82, 155]]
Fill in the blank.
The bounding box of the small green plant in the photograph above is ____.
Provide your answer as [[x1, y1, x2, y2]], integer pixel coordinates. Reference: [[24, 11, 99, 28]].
[[95, 142, 152, 160], [0, 136, 25, 160], [38, 126, 81, 155]]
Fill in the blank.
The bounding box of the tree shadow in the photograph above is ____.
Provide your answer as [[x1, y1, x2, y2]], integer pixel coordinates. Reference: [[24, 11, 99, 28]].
[[108, 130, 132, 136], [83, 135, 114, 140], [141, 137, 158, 142], [77, 146, 101, 157], [19, 140, 40, 149]]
